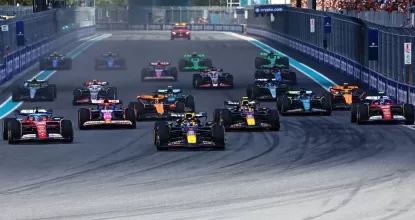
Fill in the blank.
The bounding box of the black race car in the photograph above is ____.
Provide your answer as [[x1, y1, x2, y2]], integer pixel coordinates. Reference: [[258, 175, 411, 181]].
[[72, 80, 117, 105], [95, 52, 126, 70], [153, 112, 225, 151], [213, 97, 280, 131], [141, 61, 178, 81], [247, 78, 291, 100], [277, 89, 332, 116], [255, 66, 297, 85], [193, 68, 234, 89], [12, 79, 57, 102], [39, 52, 72, 70]]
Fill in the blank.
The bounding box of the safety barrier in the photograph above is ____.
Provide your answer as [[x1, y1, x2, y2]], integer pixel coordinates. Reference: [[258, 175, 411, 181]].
[[0, 26, 96, 85], [246, 26, 415, 104], [96, 23, 244, 32]]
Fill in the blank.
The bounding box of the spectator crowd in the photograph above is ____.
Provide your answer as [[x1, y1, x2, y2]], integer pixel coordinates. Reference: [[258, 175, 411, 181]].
[[292, 0, 414, 13]]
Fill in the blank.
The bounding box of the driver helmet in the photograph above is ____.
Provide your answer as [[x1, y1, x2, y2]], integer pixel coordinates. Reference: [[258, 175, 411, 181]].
[[192, 52, 198, 57], [31, 77, 38, 83], [92, 79, 98, 85], [103, 99, 110, 109], [268, 52, 275, 58], [52, 52, 58, 56], [108, 52, 112, 56], [241, 100, 249, 106]]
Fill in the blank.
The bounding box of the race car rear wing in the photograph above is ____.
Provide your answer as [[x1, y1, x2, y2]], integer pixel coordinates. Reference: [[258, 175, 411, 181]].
[[184, 54, 205, 58], [224, 100, 256, 106], [170, 112, 207, 118], [84, 81, 108, 86], [15, 108, 52, 116], [91, 100, 122, 105], [254, 78, 277, 82], [201, 68, 223, 72], [286, 90, 313, 95], [150, 62, 170, 66], [157, 89, 181, 94], [364, 96, 391, 100], [101, 53, 119, 57]]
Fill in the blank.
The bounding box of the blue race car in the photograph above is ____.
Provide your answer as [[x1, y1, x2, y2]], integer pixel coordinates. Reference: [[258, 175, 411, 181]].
[[247, 78, 291, 100], [39, 52, 72, 70], [156, 86, 195, 111], [254, 66, 297, 85], [12, 78, 57, 102], [95, 52, 126, 70], [277, 89, 332, 116]]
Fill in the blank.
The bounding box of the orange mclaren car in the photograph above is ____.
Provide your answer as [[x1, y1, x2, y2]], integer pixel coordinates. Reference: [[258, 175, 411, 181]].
[[128, 94, 187, 121], [329, 83, 365, 109]]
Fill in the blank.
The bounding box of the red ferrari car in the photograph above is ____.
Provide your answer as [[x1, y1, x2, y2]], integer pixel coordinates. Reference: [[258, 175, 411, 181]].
[[171, 23, 190, 40], [350, 93, 414, 124]]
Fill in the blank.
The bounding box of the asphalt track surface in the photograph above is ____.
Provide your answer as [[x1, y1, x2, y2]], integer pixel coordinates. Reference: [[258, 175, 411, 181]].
[[0, 31, 415, 220]]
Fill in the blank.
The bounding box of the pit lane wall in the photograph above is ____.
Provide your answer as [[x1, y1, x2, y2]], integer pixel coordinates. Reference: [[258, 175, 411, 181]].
[[0, 10, 96, 85], [96, 23, 244, 32], [245, 7, 415, 104]]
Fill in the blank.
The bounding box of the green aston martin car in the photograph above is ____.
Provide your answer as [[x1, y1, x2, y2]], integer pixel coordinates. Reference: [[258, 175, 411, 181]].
[[255, 52, 289, 69], [178, 52, 213, 71]]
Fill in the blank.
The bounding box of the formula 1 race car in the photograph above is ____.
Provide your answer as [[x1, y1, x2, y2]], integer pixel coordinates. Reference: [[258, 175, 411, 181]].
[[78, 99, 136, 129], [329, 83, 365, 109], [94, 52, 126, 70], [12, 78, 57, 102], [39, 52, 72, 70], [153, 112, 225, 151], [350, 93, 414, 124], [141, 61, 178, 81], [255, 52, 289, 69], [129, 88, 195, 121], [73, 80, 117, 105], [277, 89, 332, 116], [193, 68, 234, 89], [255, 66, 297, 85], [171, 23, 191, 40], [213, 97, 280, 131], [2, 108, 74, 144], [178, 52, 213, 71], [247, 78, 291, 100]]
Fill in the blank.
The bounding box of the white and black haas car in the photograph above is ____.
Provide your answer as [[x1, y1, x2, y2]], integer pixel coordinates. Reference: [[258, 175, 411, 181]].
[[95, 52, 126, 70], [39, 52, 72, 70], [193, 68, 234, 89], [141, 61, 179, 81], [72, 80, 117, 105], [12, 79, 57, 102]]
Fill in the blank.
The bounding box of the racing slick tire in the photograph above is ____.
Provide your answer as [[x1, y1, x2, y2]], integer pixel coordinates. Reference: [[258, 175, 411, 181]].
[[8, 119, 21, 144], [47, 84, 57, 100], [280, 96, 291, 116], [202, 58, 213, 68], [213, 109, 232, 128], [255, 57, 270, 69], [61, 119, 74, 143], [211, 124, 225, 150], [178, 59, 186, 71], [141, 68, 148, 81], [72, 89, 84, 105], [11, 88, 21, 102], [350, 103, 359, 123], [403, 103, 415, 125], [175, 102, 186, 113], [357, 104, 369, 125], [125, 107, 136, 128], [280, 57, 289, 68], [2, 118, 14, 140], [170, 67, 178, 81], [106, 87, 118, 99], [185, 95, 195, 111], [78, 108, 90, 130], [129, 102, 145, 121], [153, 121, 168, 145], [267, 109, 280, 131], [247, 84, 260, 99], [154, 122, 170, 151], [321, 92, 332, 116], [193, 74, 203, 89], [226, 74, 234, 88]]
